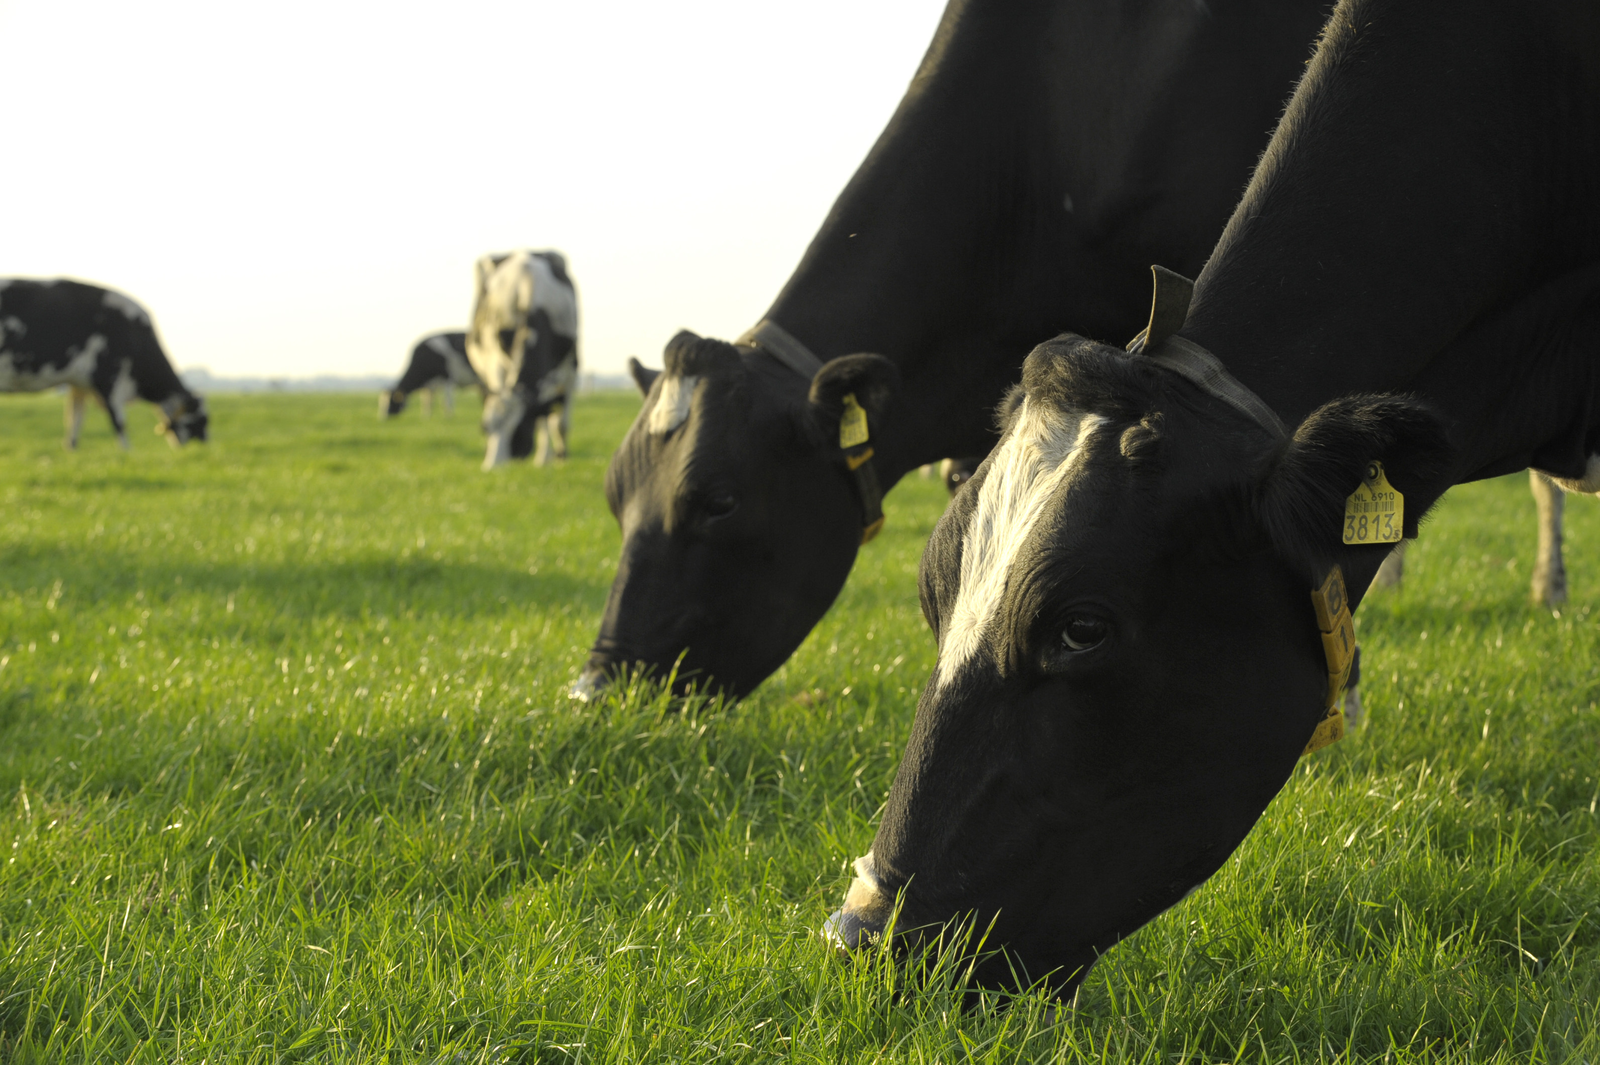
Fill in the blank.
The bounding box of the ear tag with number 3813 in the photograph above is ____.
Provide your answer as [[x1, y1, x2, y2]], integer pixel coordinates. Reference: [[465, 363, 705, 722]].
[[839, 394, 870, 449], [1343, 461, 1404, 544]]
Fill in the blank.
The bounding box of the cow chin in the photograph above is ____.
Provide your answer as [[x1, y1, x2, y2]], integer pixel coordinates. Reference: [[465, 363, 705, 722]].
[[824, 853, 1105, 1003]]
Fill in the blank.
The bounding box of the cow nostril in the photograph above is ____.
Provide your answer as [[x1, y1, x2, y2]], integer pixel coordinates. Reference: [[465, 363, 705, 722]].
[[568, 667, 607, 702]]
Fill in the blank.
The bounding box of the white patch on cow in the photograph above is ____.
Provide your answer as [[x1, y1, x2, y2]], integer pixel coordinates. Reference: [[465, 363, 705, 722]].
[[101, 289, 150, 324], [1549, 454, 1600, 495], [646, 373, 700, 435], [1, 316, 26, 343], [936, 400, 1106, 689]]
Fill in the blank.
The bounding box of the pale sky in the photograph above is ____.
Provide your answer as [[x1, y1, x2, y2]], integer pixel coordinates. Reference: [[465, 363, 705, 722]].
[[1, 0, 946, 380]]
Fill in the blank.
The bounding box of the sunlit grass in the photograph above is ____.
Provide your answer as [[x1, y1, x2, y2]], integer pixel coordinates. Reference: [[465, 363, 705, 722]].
[[1, 391, 1597, 1062]]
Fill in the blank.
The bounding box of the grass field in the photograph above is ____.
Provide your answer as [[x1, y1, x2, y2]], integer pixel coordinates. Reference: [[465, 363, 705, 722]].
[[1, 391, 1598, 1063]]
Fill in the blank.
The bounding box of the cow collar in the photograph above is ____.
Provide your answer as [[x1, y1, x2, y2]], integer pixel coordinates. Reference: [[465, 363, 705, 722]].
[[1124, 266, 1288, 443], [736, 319, 886, 544], [1129, 266, 1346, 756]]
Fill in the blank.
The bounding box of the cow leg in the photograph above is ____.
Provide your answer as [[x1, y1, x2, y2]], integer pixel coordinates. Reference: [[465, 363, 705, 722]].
[[63, 386, 87, 450], [533, 415, 552, 466], [553, 399, 570, 460], [1342, 645, 1365, 731], [1370, 540, 1407, 590], [104, 390, 130, 450], [421, 388, 433, 417], [1531, 469, 1568, 608], [443, 384, 455, 415]]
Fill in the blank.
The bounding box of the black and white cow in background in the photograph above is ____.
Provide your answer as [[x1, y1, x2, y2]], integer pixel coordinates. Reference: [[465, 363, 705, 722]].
[[572, 0, 1334, 701], [380, 331, 481, 418], [0, 278, 207, 449], [826, 0, 1600, 999], [467, 250, 578, 470]]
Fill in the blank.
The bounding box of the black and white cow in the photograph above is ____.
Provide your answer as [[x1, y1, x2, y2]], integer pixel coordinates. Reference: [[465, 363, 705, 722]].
[[466, 250, 578, 470], [0, 278, 207, 449], [380, 331, 481, 418], [826, 0, 1600, 998], [573, 0, 1333, 700]]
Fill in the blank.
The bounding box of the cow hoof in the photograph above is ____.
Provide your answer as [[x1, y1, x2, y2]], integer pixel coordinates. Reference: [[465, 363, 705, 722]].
[[1532, 580, 1568, 610]]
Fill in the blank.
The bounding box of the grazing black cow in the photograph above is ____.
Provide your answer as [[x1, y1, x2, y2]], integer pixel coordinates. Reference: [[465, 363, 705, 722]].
[[381, 331, 481, 418], [467, 250, 578, 470], [0, 278, 207, 449], [573, 0, 1333, 700], [826, 0, 1600, 999]]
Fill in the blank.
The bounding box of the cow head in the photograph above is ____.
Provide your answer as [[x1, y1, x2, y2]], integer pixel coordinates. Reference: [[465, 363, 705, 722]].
[[380, 390, 407, 419], [571, 329, 898, 700], [825, 334, 1449, 999], [159, 392, 209, 446], [480, 386, 529, 470]]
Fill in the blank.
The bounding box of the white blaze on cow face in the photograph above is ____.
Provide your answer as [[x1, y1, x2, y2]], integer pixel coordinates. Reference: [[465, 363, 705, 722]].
[[646, 374, 700, 435], [936, 400, 1107, 689]]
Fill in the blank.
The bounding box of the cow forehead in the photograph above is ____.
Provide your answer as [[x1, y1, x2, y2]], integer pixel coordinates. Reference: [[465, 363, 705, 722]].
[[936, 399, 1107, 688]]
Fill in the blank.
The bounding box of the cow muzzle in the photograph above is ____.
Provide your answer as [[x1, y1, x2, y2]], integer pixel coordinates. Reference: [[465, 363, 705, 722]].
[[568, 666, 607, 702], [823, 852, 894, 952]]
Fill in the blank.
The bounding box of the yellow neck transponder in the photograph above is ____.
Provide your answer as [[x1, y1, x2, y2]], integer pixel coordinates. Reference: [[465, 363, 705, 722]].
[[1305, 565, 1355, 754], [839, 393, 886, 544]]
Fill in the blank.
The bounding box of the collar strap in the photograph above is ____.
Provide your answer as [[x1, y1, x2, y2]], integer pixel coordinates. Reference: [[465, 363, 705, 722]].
[[737, 319, 826, 379], [736, 319, 885, 544], [1125, 266, 1288, 442], [1305, 566, 1353, 754], [1128, 267, 1338, 752]]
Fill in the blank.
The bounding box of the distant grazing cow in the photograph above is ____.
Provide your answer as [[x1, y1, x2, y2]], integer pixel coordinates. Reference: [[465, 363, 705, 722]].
[[825, 0, 1600, 999], [380, 331, 481, 418], [0, 278, 207, 449], [466, 250, 578, 470], [572, 0, 1332, 700]]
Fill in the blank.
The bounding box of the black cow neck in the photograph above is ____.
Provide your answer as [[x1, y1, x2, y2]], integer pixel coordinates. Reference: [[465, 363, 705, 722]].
[[1181, 0, 1600, 472], [757, 0, 1333, 484]]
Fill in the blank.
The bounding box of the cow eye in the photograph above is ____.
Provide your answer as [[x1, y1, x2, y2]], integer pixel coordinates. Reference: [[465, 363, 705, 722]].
[[1061, 615, 1108, 651], [702, 491, 738, 518]]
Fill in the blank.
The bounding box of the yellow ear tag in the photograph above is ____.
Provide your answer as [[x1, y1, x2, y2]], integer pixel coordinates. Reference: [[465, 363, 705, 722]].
[[839, 393, 870, 449], [1343, 461, 1404, 544]]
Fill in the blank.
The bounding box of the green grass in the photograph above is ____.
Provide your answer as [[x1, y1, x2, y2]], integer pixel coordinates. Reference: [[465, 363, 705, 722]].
[[1, 391, 1598, 1063]]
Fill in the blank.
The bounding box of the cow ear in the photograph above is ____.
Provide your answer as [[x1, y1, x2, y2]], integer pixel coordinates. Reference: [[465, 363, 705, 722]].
[[1256, 394, 1451, 571], [808, 354, 900, 436], [627, 357, 660, 396]]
